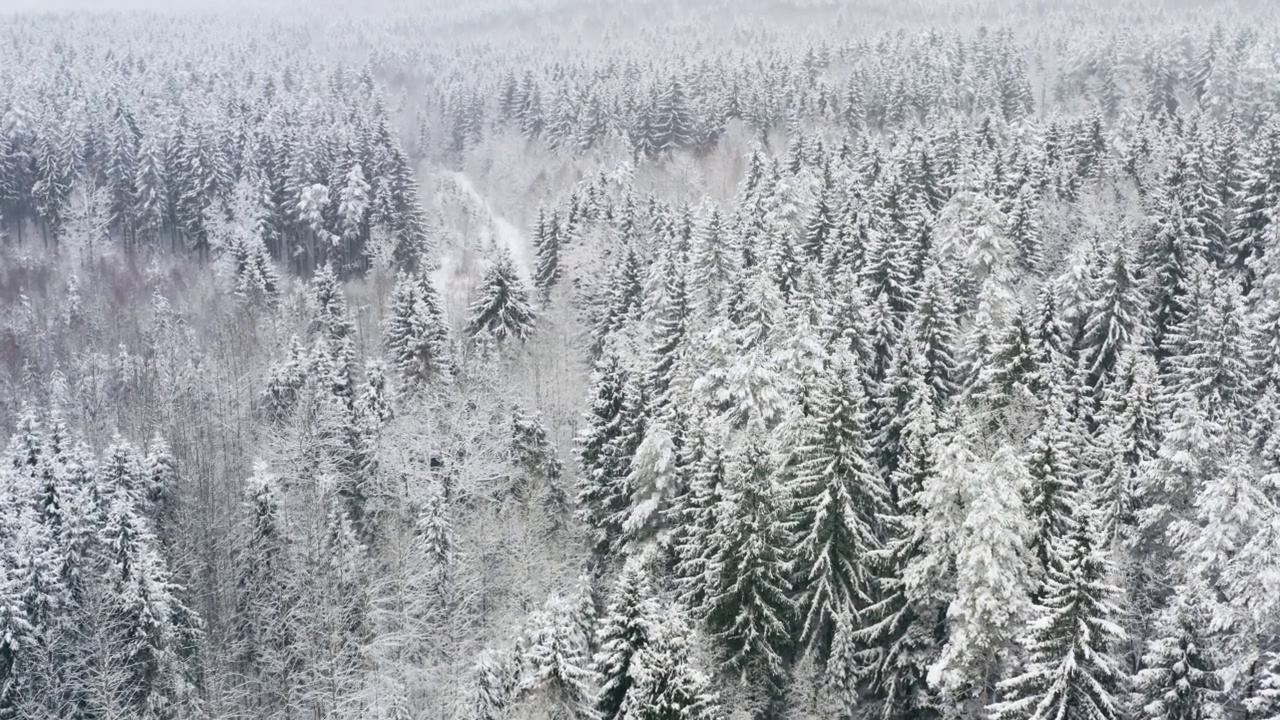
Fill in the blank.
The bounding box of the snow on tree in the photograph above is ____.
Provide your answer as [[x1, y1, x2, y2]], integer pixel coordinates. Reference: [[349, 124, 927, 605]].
[[384, 269, 452, 391], [700, 440, 795, 714], [789, 353, 888, 695], [929, 440, 1035, 704], [519, 591, 598, 720], [1135, 579, 1224, 720], [469, 249, 536, 343], [593, 556, 660, 720], [988, 504, 1127, 720], [619, 607, 722, 720]]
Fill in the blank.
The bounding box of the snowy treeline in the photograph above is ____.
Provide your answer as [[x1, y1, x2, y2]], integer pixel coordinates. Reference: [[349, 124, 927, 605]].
[[2, 2, 1280, 720]]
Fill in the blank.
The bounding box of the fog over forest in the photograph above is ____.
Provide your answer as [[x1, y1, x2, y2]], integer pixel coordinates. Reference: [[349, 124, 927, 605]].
[[0, 1, 1279, 720]]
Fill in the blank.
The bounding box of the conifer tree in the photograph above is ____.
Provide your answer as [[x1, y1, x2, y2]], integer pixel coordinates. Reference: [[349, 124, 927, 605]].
[[929, 441, 1035, 702], [621, 608, 722, 720], [535, 208, 564, 298], [701, 441, 795, 714], [1082, 236, 1145, 391], [1025, 383, 1084, 580], [384, 269, 451, 391], [1135, 582, 1223, 720], [989, 508, 1127, 720], [577, 348, 643, 569], [468, 647, 522, 720], [594, 557, 659, 720], [520, 592, 598, 720], [233, 463, 298, 717], [790, 355, 888, 686], [469, 250, 536, 342], [857, 364, 945, 720]]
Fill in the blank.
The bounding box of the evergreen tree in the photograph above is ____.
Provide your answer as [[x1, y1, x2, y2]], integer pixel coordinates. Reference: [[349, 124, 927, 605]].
[[232, 463, 298, 717], [790, 354, 888, 691], [1025, 383, 1084, 580], [928, 438, 1036, 703], [520, 592, 598, 720], [701, 441, 795, 713], [594, 557, 659, 720], [384, 269, 451, 390], [1082, 236, 1146, 391], [1135, 582, 1223, 720], [469, 250, 536, 342], [621, 608, 722, 720], [855, 367, 945, 720], [577, 349, 644, 569], [535, 208, 565, 298], [989, 508, 1127, 720], [99, 467, 201, 719]]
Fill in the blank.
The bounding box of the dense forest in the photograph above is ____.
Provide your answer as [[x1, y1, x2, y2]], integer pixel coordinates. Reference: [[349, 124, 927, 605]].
[[2, 1, 1280, 719]]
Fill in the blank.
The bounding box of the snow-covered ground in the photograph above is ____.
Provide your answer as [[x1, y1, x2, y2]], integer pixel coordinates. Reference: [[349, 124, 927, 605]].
[[449, 171, 533, 278]]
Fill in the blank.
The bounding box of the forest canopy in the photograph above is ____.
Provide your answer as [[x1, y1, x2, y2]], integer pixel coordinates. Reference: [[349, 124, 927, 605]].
[[1, 1, 1280, 720]]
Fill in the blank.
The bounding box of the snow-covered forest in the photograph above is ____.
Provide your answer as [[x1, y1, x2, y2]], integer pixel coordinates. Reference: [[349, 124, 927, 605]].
[[2, 0, 1280, 718]]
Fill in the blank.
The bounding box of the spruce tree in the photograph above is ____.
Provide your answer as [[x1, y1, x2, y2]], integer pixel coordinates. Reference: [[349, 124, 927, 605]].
[[701, 440, 795, 712], [469, 249, 536, 342], [989, 509, 1127, 720], [929, 442, 1035, 702], [790, 355, 888, 688], [1025, 383, 1085, 581], [520, 592, 598, 720], [621, 608, 722, 720], [1082, 235, 1145, 392], [232, 463, 297, 717], [535, 207, 564, 298], [594, 558, 659, 720], [856, 366, 944, 720], [384, 269, 451, 391], [1135, 583, 1223, 720]]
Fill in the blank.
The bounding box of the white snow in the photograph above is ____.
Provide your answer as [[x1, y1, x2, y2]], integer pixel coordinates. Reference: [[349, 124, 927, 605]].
[[430, 170, 534, 319], [449, 171, 533, 279]]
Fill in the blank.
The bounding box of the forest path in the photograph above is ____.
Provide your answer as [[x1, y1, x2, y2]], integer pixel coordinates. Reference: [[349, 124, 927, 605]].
[[448, 171, 534, 280], [429, 169, 533, 322]]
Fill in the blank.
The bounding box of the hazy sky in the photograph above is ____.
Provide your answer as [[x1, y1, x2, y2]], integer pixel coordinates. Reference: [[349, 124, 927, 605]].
[[0, 0, 284, 11]]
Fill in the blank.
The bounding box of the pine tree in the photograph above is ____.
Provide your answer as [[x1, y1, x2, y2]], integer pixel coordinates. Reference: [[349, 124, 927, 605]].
[[1161, 264, 1251, 422], [384, 269, 451, 391], [701, 440, 795, 712], [1135, 582, 1223, 720], [469, 250, 536, 342], [416, 492, 454, 598], [594, 246, 646, 357], [337, 161, 371, 269], [790, 355, 888, 688], [1092, 349, 1161, 545], [907, 264, 962, 403], [594, 558, 659, 720], [1228, 120, 1280, 288], [989, 509, 1127, 720], [643, 244, 690, 409], [1006, 181, 1044, 274], [0, 494, 41, 719]]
